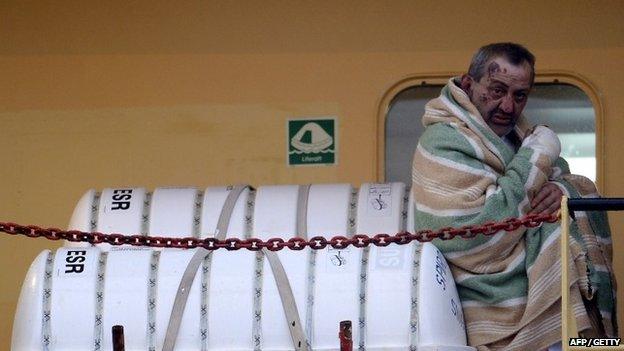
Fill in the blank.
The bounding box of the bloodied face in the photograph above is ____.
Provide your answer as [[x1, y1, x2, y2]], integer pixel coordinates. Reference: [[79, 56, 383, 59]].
[[460, 57, 532, 137]]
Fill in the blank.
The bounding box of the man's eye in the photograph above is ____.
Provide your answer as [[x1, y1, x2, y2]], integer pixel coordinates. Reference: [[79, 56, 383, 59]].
[[490, 88, 505, 98], [515, 93, 528, 102]]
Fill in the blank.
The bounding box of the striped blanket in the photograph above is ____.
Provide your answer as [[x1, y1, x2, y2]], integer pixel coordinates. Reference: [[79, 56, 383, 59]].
[[412, 78, 617, 350]]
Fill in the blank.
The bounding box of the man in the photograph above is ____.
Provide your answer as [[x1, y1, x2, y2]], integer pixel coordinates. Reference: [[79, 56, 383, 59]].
[[412, 43, 616, 350]]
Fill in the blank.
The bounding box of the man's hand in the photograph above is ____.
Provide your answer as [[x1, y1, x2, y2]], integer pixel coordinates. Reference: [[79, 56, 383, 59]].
[[530, 182, 564, 215], [521, 125, 561, 163]]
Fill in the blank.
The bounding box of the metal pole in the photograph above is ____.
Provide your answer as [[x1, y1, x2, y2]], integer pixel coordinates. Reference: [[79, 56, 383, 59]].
[[561, 196, 578, 351], [112, 325, 125, 351], [339, 320, 353, 351]]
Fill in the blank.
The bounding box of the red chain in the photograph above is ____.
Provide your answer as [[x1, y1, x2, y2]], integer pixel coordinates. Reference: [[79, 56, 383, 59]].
[[0, 213, 558, 251]]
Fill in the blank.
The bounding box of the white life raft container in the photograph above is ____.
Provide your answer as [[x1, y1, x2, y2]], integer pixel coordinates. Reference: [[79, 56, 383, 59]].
[[12, 183, 475, 351]]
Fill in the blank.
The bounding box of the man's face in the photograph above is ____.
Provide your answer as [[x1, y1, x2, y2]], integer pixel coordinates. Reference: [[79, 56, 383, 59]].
[[462, 57, 532, 137]]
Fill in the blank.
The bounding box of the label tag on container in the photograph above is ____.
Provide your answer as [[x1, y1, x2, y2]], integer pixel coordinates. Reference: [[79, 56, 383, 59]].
[[367, 184, 392, 217], [325, 247, 355, 273]]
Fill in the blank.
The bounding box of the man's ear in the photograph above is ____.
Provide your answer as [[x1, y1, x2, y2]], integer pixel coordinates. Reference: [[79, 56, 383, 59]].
[[459, 74, 473, 93]]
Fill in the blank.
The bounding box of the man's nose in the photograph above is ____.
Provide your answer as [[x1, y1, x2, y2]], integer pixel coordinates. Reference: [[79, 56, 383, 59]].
[[499, 94, 514, 114]]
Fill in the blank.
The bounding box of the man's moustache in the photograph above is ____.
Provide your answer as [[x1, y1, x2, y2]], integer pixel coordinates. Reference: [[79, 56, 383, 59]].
[[489, 110, 514, 120]]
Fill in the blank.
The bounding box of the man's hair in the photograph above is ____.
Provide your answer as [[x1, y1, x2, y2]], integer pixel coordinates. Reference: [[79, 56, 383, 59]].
[[467, 43, 535, 85]]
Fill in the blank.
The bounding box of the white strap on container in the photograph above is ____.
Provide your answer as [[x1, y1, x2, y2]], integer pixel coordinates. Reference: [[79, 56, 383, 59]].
[[162, 184, 309, 351], [259, 184, 311, 350], [297, 184, 310, 237], [162, 185, 249, 351], [162, 247, 210, 351], [263, 249, 308, 350]]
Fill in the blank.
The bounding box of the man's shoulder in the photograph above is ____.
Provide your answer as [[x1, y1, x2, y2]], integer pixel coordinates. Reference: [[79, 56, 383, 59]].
[[421, 121, 458, 137], [420, 122, 466, 148]]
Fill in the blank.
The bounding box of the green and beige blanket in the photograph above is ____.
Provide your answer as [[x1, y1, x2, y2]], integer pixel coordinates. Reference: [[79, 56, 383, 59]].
[[412, 78, 616, 350]]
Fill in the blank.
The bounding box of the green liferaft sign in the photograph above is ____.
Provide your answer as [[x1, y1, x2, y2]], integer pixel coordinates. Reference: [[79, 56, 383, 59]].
[[287, 118, 336, 166]]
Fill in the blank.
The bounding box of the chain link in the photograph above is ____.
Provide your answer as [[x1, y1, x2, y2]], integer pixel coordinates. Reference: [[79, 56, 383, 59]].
[[0, 213, 558, 251]]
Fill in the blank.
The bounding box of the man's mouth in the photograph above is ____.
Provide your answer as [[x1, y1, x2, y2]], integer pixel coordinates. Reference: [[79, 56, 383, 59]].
[[490, 113, 513, 125]]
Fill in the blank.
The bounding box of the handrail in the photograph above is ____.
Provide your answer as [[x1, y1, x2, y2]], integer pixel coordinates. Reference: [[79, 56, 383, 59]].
[[568, 198, 624, 211]]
